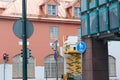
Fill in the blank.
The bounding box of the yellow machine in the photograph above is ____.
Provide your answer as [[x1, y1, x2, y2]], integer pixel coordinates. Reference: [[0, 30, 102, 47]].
[[63, 42, 82, 80]]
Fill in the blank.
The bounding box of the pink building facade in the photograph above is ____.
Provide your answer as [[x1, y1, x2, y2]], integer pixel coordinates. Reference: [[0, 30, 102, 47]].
[[0, 0, 80, 80]]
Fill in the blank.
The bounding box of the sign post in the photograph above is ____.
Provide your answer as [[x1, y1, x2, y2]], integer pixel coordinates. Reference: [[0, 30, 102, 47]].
[[76, 41, 87, 80], [52, 40, 59, 80], [13, 0, 34, 80], [54, 51, 59, 80]]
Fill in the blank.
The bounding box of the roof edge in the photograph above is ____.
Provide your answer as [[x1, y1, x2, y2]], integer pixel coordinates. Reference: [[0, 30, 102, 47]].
[[0, 15, 80, 24]]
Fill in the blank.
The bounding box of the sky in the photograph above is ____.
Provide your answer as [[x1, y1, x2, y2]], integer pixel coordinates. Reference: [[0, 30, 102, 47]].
[[108, 41, 120, 79]]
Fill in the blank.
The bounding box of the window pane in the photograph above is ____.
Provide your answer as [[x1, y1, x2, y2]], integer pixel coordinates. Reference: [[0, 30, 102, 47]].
[[99, 8, 108, 32], [52, 5, 56, 9], [89, 0, 97, 9], [99, 0, 107, 5], [78, 28, 81, 39], [81, 0, 88, 12], [89, 11, 98, 34], [109, 56, 116, 77], [48, 5, 51, 10], [12, 54, 35, 78], [48, 10, 51, 15], [50, 27, 58, 40], [74, 7, 80, 18], [109, 3, 119, 30], [44, 55, 64, 77], [81, 14, 89, 36]]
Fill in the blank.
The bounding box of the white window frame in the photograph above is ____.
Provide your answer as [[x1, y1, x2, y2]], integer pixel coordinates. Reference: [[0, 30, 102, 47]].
[[50, 27, 58, 40], [48, 5, 56, 16]]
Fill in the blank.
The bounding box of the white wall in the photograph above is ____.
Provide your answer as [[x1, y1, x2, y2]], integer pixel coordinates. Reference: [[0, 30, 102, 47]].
[[0, 64, 61, 80], [0, 64, 12, 80], [108, 41, 120, 79]]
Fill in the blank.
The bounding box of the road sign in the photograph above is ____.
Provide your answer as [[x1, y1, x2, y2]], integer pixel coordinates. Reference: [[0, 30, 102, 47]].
[[76, 41, 86, 54], [52, 40, 58, 51], [54, 51, 59, 61], [13, 19, 34, 39]]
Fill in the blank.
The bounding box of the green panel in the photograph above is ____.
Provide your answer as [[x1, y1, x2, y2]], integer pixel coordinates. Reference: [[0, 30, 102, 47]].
[[89, 0, 97, 9], [109, 3, 119, 30], [81, 14, 89, 36], [99, 8, 108, 32], [99, 0, 108, 6], [81, 0, 88, 12], [89, 11, 98, 35], [109, 0, 117, 2]]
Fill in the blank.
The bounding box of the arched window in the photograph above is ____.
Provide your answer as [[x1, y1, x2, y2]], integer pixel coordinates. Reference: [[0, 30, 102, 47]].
[[44, 54, 64, 78], [109, 55, 116, 77], [12, 54, 35, 79]]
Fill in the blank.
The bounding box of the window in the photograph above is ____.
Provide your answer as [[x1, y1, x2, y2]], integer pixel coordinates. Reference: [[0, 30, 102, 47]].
[[74, 7, 80, 18], [78, 28, 81, 39], [50, 27, 58, 40], [48, 5, 56, 16], [109, 55, 116, 77], [44, 54, 64, 78], [12, 54, 35, 79]]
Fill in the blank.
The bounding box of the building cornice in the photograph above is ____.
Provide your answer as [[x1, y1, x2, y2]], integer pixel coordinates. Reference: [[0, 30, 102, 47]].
[[0, 15, 80, 24]]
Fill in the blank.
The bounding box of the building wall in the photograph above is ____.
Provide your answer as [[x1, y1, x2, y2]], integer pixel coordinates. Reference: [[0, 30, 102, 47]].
[[0, 17, 80, 79], [0, 17, 79, 66], [0, 64, 63, 80]]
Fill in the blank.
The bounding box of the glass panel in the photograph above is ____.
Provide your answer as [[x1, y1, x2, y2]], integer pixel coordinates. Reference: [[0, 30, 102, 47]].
[[89, 0, 97, 9], [18, 63, 22, 77], [48, 5, 52, 15], [99, 8, 108, 32], [109, 0, 115, 2], [81, 0, 88, 12], [12, 63, 19, 77], [52, 10, 56, 15], [74, 7, 80, 18], [99, 0, 107, 5], [89, 11, 98, 34], [81, 14, 88, 36], [52, 5, 56, 9], [109, 3, 119, 30], [27, 63, 35, 77], [48, 5, 51, 10], [78, 28, 81, 39]]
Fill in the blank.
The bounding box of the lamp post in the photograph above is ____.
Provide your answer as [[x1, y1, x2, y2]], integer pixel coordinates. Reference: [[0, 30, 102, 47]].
[[52, 40, 59, 80], [22, 0, 27, 80]]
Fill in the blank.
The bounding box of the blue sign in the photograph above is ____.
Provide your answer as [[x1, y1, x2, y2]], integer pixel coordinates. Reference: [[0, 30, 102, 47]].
[[54, 51, 59, 61], [76, 42, 86, 54]]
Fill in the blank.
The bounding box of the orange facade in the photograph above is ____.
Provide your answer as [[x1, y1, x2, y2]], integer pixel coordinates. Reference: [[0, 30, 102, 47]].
[[0, 0, 80, 67], [0, 16, 80, 66]]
